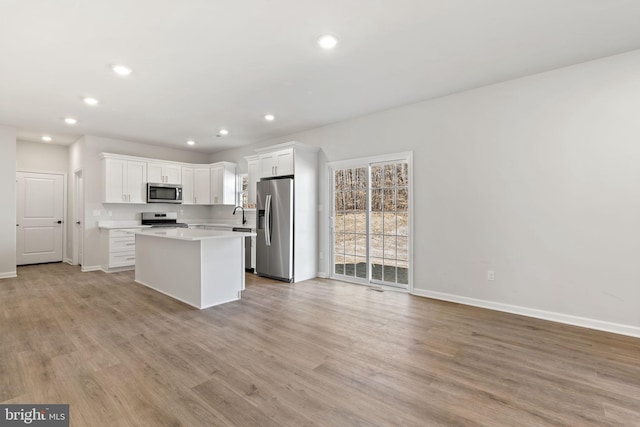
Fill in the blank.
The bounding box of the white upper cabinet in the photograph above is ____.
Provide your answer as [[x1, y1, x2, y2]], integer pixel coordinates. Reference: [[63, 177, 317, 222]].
[[102, 155, 147, 204], [182, 166, 211, 205], [194, 167, 211, 205], [259, 148, 294, 178], [210, 162, 236, 205], [181, 167, 194, 204], [147, 162, 181, 184], [101, 153, 237, 205], [245, 155, 259, 205]]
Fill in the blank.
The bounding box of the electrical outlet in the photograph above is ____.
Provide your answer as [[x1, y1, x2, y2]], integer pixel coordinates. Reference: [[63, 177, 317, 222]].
[[180, 209, 184, 215], [93, 210, 101, 217], [319, 251, 324, 260], [107, 211, 113, 217], [487, 270, 495, 281]]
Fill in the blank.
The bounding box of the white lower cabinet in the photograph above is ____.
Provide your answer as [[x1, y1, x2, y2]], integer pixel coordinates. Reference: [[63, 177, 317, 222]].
[[108, 229, 136, 268]]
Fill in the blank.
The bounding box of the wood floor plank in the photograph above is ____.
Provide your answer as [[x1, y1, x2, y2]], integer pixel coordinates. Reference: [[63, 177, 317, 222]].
[[1, 263, 640, 426]]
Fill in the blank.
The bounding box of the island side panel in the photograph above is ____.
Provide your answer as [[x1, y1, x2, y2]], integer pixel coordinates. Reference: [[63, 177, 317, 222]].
[[200, 237, 243, 309], [135, 234, 203, 308]]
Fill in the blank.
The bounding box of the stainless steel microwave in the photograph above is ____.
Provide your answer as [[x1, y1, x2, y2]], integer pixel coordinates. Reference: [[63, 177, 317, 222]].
[[147, 183, 183, 203]]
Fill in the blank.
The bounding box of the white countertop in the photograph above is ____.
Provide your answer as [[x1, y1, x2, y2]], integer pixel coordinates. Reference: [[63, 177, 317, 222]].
[[136, 228, 256, 241], [186, 222, 254, 230], [98, 221, 151, 230]]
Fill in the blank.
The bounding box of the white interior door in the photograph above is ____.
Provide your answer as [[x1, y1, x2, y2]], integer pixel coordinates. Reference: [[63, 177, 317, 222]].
[[16, 172, 64, 265]]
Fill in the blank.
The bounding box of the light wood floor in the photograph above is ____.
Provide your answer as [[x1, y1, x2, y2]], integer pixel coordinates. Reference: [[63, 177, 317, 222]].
[[2, 263, 640, 426]]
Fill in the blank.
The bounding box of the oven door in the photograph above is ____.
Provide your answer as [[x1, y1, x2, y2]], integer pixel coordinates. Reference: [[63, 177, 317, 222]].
[[147, 183, 183, 203]]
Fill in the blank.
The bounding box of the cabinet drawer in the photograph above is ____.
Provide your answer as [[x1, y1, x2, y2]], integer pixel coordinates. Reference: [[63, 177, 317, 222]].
[[109, 251, 136, 268], [109, 229, 137, 238], [110, 237, 136, 252]]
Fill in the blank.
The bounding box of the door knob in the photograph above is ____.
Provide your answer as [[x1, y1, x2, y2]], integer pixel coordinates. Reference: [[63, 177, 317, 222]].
[[56, 220, 62, 224], [76, 221, 81, 225]]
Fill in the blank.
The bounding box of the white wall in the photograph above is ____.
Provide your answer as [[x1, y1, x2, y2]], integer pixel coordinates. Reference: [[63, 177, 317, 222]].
[[211, 49, 640, 335], [80, 135, 212, 269], [0, 125, 17, 278], [16, 140, 69, 173]]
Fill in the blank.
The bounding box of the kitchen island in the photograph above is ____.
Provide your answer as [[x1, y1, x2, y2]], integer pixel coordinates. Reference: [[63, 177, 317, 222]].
[[134, 228, 256, 309]]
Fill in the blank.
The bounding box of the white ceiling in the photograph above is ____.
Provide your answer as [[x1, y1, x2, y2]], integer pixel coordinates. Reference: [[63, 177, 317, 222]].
[[2, 0, 640, 152]]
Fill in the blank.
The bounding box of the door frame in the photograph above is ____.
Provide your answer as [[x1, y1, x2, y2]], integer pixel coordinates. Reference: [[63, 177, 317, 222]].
[[72, 169, 84, 266], [16, 169, 68, 265], [326, 151, 414, 292]]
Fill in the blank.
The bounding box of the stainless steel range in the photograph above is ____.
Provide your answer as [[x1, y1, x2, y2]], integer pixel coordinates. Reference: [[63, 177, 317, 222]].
[[141, 212, 188, 228]]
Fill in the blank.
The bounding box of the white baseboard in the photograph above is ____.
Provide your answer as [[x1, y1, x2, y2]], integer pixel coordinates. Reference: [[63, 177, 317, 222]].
[[411, 289, 640, 339], [81, 265, 102, 272], [316, 271, 328, 279], [64, 258, 74, 265], [0, 271, 17, 279]]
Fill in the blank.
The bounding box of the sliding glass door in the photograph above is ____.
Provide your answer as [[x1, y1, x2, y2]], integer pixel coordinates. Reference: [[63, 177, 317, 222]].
[[331, 154, 411, 289]]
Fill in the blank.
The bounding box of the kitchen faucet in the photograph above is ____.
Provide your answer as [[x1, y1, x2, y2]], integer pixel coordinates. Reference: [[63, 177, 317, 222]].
[[233, 206, 246, 225]]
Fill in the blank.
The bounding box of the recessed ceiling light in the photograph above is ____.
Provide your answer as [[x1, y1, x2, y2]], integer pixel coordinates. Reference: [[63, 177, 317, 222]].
[[112, 64, 132, 76], [64, 117, 77, 125], [318, 34, 338, 50], [187, 140, 195, 146], [42, 135, 52, 142], [264, 114, 275, 121], [219, 129, 229, 136], [83, 97, 99, 106]]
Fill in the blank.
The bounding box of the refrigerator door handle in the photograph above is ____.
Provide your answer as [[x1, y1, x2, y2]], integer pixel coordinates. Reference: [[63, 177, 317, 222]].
[[265, 194, 272, 246]]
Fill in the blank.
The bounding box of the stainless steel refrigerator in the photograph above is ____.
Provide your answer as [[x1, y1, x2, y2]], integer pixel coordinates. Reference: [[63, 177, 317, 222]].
[[256, 177, 294, 282]]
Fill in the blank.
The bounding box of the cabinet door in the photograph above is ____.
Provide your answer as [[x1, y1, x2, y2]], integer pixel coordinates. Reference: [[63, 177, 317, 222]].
[[221, 165, 237, 204], [210, 166, 222, 204], [260, 154, 277, 178], [275, 149, 294, 176], [181, 167, 194, 204], [104, 158, 126, 203], [247, 159, 259, 205], [164, 165, 182, 184], [147, 162, 164, 183], [126, 161, 147, 204], [194, 168, 211, 205]]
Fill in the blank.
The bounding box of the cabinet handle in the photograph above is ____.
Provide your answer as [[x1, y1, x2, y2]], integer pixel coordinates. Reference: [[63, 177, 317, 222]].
[[126, 257, 135, 261], [126, 243, 135, 246], [275, 166, 278, 175], [194, 196, 197, 204]]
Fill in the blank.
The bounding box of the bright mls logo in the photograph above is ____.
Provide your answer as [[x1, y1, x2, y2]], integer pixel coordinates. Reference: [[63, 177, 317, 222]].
[[0, 405, 68, 427]]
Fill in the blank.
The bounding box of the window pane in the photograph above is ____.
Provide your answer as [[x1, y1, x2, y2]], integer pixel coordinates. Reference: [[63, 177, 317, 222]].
[[383, 212, 397, 236], [355, 257, 367, 279], [355, 234, 367, 258], [334, 213, 345, 234], [334, 262, 345, 275], [383, 236, 397, 260], [383, 188, 396, 211], [344, 191, 355, 211], [335, 191, 345, 211], [370, 212, 383, 235], [370, 234, 383, 260], [345, 168, 355, 189], [397, 236, 408, 261], [371, 189, 383, 211], [335, 170, 344, 190], [356, 168, 367, 189], [397, 266, 408, 285], [355, 190, 367, 211], [344, 255, 356, 276], [371, 258, 383, 280], [334, 233, 344, 255], [345, 234, 356, 256], [397, 163, 408, 186], [397, 187, 408, 211], [397, 213, 408, 236], [384, 164, 395, 187], [355, 211, 367, 234], [371, 166, 383, 188], [383, 263, 397, 282]]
